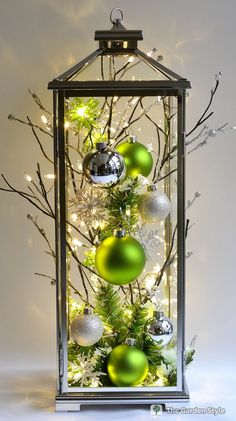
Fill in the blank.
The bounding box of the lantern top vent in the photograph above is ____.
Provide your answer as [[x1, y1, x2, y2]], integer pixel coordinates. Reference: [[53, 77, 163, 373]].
[[48, 8, 191, 92], [95, 8, 143, 50]]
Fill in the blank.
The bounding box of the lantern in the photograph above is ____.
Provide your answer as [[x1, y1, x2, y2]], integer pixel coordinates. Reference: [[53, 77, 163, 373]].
[[48, 8, 191, 411]]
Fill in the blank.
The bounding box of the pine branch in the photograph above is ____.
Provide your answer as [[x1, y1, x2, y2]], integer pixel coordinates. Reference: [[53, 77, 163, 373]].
[[95, 282, 128, 344], [127, 302, 149, 348]]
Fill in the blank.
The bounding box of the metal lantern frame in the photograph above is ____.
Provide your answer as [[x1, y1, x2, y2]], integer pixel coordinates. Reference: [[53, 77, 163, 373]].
[[48, 11, 191, 412]]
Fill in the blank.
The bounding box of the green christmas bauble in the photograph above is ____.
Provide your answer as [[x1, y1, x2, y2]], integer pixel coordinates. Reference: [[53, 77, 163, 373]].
[[107, 340, 149, 386], [95, 229, 146, 285], [116, 136, 153, 177]]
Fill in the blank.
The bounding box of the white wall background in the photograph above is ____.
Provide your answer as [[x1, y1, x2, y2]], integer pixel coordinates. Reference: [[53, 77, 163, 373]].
[[0, 0, 236, 374]]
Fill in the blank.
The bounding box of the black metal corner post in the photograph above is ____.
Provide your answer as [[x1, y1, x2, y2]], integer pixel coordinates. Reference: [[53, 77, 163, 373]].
[[54, 90, 68, 394], [177, 89, 186, 392], [53, 90, 61, 394]]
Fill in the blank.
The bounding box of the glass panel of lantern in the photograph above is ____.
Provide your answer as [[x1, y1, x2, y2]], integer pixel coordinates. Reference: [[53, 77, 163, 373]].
[[66, 95, 178, 390], [48, 9, 190, 398]]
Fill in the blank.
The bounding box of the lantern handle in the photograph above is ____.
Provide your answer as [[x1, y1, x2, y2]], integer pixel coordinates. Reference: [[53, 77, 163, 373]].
[[110, 8, 124, 25]]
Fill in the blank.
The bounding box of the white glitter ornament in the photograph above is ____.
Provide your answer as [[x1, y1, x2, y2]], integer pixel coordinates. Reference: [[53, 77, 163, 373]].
[[138, 184, 171, 223], [70, 308, 104, 346]]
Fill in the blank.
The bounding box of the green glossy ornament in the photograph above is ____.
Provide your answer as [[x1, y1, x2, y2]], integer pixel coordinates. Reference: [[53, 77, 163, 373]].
[[95, 229, 146, 285], [107, 338, 149, 386], [116, 135, 153, 177]]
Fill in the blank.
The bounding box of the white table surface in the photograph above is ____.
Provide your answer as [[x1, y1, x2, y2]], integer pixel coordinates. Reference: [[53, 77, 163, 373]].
[[0, 365, 235, 420]]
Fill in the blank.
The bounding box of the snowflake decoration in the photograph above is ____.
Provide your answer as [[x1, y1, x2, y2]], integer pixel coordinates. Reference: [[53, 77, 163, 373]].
[[68, 352, 106, 387], [161, 348, 177, 369], [134, 224, 162, 260], [69, 186, 107, 227], [156, 362, 173, 379]]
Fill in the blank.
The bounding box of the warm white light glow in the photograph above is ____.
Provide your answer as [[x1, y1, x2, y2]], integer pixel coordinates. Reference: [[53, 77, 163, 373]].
[[131, 97, 139, 105], [44, 174, 55, 179], [126, 205, 131, 217], [71, 213, 78, 222], [76, 106, 87, 117], [41, 115, 48, 124], [77, 161, 83, 171], [128, 56, 135, 63], [64, 121, 70, 129], [145, 276, 156, 289], [72, 238, 83, 248], [124, 309, 133, 317], [24, 174, 32, 182], [153, 263, 161, 273]]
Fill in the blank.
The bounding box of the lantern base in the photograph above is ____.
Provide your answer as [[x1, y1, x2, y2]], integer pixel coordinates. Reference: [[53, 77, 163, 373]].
[[55, 382, 189, 412]]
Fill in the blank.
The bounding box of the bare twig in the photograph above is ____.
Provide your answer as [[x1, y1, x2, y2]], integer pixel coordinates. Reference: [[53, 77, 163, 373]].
[[26, 116, 54, 164], [0, 174, 53, 218], [186, 73, 221, 137], [27, 214, 55, 259], [28, 89, 52, 116], [35, 272, 56, 285], [8, 114, 53, 138]]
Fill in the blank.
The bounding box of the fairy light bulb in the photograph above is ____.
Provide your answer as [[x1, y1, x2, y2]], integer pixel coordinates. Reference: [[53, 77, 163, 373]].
[[41, 115, 48, 124], [125, 205, 131, 218], [72, 238, 83, 248], [24, 174, 32, 182], [76, 106, 87, 117], [71, 213, 78, 222], [44, 174, 55, 179], [147, 48, 157, 57]]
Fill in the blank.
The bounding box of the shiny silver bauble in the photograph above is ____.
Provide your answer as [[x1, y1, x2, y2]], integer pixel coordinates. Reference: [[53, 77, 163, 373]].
[[83, 142, 125, 187], [146, 311, 173, 347], [138, 184, 171, 223], [70, 308, 104, 346]]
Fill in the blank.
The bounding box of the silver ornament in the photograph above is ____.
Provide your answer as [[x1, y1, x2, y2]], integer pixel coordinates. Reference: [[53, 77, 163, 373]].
[[138, 184, 171, 222], [146, 310, 173, 347], [70, 308, 104, 346], [83, 142, 125, 187]]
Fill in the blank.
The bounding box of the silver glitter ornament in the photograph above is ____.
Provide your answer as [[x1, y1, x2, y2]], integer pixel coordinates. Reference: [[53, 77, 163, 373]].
[[83, 142, 125, 187], [138, 184, 171, 223], [146, 310, 173, 347], [70, 308, 104, 346]]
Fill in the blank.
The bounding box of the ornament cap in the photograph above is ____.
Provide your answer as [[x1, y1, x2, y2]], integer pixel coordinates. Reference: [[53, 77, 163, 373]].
[[148, 184, 158, 192], [114, 228, 126, 238], [129, 135, 137, 143], [154, 310, 164, 319], [125, 338, 136, 346], [83, 307, 93, 315], [96, 142, 107, 151]]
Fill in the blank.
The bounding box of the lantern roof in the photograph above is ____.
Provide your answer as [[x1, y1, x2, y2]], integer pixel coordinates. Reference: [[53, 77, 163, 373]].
[[48, 9, 191, 95]]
